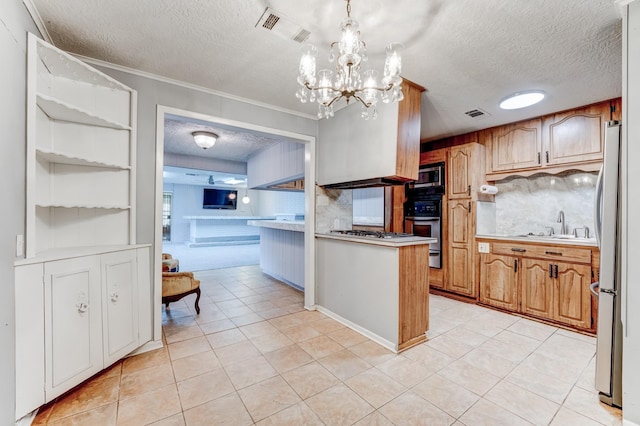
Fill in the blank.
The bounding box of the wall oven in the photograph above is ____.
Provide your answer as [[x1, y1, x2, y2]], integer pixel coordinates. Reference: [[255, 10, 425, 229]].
[[404, 196, 442, 268]]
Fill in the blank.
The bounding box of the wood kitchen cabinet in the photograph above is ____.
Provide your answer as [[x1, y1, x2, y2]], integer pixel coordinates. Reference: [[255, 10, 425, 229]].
[[477, 239, 594, 331], [489, 118, 542, 173], [479, 253, 518, 311], [486, 100, 614, 180], [448, 142, 487, 200], [447, 199, 475, 297], [542, 102, 608, 166]]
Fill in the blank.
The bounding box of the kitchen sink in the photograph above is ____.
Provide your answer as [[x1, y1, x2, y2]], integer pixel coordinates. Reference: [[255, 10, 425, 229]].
[[504, 234, 596, 243]]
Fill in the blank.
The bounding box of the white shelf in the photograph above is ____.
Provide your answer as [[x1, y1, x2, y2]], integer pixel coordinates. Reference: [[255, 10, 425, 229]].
[[36, 148, 131, 170], [36, 40, 130, 91], [36, 203, 131, 210], [37, 93, 131, 130]]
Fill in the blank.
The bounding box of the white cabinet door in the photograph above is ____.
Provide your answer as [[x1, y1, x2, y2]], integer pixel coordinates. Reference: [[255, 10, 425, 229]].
[[44, 256, 102, 401], [101, 250, 139, 365]]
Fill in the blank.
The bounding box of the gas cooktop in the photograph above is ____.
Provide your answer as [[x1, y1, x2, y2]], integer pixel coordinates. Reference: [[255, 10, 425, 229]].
[[330, 230, 414, 239]]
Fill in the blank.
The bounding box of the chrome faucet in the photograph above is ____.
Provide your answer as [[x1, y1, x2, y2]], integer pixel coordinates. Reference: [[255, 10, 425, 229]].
[[574, 226, 591, 238], [557, 210, 568, 235], [544, 226, 555, 236]]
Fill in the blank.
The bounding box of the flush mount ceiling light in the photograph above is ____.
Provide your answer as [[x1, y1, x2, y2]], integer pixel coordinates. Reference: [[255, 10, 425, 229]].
[[192, 131, 218, 149], [499, 91, 545, 110], [296, 0, 404, 119]]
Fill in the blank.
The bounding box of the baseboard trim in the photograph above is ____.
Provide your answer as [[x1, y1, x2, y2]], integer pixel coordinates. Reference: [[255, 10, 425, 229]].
[[127, 339, 164, 357], [15, 410, 37, 426], [624, 419, 640, 426], [315, 305, 398, 353]]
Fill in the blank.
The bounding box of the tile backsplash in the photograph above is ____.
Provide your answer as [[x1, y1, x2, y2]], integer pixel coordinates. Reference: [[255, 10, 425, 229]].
[[315, 185, 353, 234], [491, 172, 598, 236]]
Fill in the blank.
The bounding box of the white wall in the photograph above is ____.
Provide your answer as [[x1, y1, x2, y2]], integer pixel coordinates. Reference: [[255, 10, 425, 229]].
[[0, 2, 41, 423], [257, 191, 305, 217], [163, 183, 262, 243], [623, 1, 640, 423], [353, 188, 384, 226]]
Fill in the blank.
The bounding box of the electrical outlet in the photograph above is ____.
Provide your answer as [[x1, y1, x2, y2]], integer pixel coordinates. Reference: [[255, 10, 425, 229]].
[[478, 242, 490, 253], [16, 234, 24, 257]]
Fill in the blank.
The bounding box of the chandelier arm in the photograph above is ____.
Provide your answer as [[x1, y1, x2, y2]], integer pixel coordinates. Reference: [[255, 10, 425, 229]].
[[326, 95, 345, 107], [352, 94, 372, 108]]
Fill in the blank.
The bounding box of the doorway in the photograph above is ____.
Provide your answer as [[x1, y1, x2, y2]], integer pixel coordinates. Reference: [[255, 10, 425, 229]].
[[153, 105, 316, 342]]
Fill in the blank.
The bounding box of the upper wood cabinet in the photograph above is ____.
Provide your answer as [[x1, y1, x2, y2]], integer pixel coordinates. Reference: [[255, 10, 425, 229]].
[[448, 142, 486, 200], [490, 118, 542, 172], [486, 100, 614, 180], [543, 103, 608, 166]]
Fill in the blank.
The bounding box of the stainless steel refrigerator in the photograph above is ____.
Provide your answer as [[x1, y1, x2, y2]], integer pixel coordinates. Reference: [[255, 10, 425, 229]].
[[593, 121, 623, 408]]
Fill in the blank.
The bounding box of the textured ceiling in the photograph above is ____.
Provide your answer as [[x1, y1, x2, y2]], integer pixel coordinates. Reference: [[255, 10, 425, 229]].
[[163, 114, 286, 162], [32, 0, 622, 142]]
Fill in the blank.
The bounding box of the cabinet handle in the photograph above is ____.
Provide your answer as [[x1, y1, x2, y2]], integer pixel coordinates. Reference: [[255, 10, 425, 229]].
[[549, 264, 553, 278], [554, 264, 559, 278], [545, 251, 563, 256], [468, 201, 471, 212], [468, 185, 471, 196], [546, 151, 550, 163], [514, 259, 518, 273], [511, 248, 526, 252], [76, 302, 88, 314], [537, 152, 541, 164], [110, 292, 119, 302]]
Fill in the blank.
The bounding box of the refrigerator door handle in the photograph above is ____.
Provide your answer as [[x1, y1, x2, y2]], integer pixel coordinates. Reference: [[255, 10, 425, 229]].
[[594, 165, 604, 248], [590, 281, 600, 297]]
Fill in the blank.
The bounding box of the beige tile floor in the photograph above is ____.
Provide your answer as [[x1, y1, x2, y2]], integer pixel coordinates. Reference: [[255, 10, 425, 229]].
[[33, 265, 623, 425]]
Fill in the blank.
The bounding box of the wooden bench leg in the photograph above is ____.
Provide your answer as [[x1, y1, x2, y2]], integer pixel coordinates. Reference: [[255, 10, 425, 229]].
[[194, 287, 201, 315]]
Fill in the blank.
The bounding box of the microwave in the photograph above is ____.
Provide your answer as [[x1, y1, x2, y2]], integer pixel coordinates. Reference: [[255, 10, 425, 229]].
[[411, 162, 445, 189]]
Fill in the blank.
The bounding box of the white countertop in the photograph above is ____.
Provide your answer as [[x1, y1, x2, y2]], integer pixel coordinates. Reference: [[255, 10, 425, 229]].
[[476, 234, 598, 247], [316, 233, 436, 247], [184, 216, 275, 220], [248, 220, 305, 232]]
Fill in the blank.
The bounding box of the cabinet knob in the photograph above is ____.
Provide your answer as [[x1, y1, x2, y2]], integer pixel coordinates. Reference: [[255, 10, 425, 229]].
[[76, 302, 88, 314]]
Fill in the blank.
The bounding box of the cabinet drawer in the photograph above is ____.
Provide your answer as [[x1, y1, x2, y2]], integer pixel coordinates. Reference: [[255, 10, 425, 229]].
[[490, 242, 591, 263]]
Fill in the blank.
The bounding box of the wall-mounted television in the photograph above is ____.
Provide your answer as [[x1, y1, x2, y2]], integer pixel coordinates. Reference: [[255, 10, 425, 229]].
[[203, 188, 237, 209]]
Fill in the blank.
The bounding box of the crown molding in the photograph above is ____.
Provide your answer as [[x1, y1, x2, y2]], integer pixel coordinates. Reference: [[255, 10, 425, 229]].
[[74, 54, 317, 121]]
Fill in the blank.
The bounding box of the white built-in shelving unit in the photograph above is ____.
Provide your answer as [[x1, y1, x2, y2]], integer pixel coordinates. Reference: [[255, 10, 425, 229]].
[[26, 33, 137, 258]]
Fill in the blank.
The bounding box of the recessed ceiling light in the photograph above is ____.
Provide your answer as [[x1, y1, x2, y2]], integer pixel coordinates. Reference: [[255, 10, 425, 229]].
[[499, 91, 545, 110]]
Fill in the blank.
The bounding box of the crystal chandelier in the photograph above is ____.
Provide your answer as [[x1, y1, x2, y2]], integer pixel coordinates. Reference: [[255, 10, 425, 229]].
[[296, 0, 403, 120]]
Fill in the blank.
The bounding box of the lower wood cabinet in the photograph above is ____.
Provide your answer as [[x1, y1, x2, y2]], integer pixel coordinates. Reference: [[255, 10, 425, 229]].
[[14, 246, 150, 420], [478, 240, 594, 331], [479, 253, 518, 311]]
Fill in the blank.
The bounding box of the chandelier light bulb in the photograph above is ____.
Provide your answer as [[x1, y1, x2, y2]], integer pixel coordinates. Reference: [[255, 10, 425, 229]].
[[296, 0, 403, 119]]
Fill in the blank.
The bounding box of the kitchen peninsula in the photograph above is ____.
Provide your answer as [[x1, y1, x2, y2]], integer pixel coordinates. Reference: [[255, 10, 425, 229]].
[[184, 216, 274, 246], [248, 219, 305, 290], [316, 232, 435, 352]]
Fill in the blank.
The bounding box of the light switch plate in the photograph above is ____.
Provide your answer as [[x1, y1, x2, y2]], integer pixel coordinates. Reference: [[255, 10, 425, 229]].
[[478, 242, 490, 253]]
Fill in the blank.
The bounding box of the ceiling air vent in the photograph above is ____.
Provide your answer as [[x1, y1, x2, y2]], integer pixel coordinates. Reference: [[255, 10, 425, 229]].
[[255, 7, 311, 43], [464, 108, 491, 119]]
